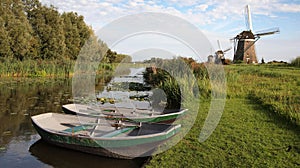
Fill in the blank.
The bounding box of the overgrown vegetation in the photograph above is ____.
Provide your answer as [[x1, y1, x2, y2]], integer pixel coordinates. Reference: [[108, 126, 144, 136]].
[[143, 57, 202, 110]]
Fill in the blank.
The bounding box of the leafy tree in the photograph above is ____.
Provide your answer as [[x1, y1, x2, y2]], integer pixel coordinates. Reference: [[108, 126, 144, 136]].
[[62, 12, 92, 60], [1, 0, 38, 60], [27, 5, 65, 59], [105, 49, 117, 63], [0, 0, 93, 61], [0, 17, 13, 60], [22, 0, 41, 13], [62, 12, 81, 60]]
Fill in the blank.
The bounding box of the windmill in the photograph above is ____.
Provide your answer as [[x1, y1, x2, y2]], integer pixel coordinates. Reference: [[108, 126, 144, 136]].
[[215, 40, 232, 64], [232, 5, 280, 64]]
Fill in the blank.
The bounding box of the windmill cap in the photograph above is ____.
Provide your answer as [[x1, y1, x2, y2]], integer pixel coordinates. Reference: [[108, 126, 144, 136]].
[[236, 30, 255, 39]]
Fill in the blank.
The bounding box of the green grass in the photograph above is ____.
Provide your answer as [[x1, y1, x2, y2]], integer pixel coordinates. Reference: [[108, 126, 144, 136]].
[[226, 65, 300, 126], [147, 99, 300, 167], [146, 64, 300, 167]]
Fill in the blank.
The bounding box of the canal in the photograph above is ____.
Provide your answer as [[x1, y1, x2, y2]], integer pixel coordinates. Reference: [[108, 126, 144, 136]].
[[0, 78, 148, 168]]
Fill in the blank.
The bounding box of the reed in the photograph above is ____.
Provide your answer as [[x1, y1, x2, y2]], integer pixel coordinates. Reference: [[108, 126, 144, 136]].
[[0, 60, 118, 78], [0, 59, 74, 78]]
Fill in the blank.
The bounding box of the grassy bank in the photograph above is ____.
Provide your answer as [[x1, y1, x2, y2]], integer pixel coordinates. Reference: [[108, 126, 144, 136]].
[[146, 64, 300, 167], [226, 64, 300, 126]]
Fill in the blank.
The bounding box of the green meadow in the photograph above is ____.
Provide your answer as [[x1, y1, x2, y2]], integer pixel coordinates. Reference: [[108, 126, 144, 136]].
[[146, 64, 300, 167]]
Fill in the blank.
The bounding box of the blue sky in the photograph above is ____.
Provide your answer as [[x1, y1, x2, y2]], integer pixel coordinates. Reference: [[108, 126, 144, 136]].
[[40, 0, 300, 62]]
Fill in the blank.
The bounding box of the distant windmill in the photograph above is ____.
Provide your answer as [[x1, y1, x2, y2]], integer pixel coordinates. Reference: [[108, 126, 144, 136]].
[[232, 5, 280, 64], [215, 40, 231, 64]]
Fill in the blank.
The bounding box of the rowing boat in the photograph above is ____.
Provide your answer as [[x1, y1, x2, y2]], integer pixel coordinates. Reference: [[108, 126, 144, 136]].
[[62, 103, 187, 123], [31, 113, 181, 159]]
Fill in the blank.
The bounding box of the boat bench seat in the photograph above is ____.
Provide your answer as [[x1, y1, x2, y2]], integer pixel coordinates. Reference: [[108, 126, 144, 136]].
[[63, 125, 89, 133], [100, 127, 136, 138]]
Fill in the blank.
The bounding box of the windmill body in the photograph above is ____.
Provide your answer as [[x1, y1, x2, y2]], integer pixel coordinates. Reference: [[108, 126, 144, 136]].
[[214, 40, 231, 64], [232, 5, 279, 64], [233, 30, 257, 63]]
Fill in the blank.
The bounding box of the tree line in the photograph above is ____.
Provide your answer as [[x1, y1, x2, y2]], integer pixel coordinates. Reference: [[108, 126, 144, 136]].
[[0, 0, 127, 63]]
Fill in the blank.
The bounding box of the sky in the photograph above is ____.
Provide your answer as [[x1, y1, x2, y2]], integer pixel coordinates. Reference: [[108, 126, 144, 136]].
[[40, 0, 300, 62]]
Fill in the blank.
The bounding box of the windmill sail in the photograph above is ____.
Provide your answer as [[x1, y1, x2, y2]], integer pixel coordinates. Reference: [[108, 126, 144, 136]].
[[217, 40, 222, 50], [245, 5, 253, 31], [255, 27, 280, 37]]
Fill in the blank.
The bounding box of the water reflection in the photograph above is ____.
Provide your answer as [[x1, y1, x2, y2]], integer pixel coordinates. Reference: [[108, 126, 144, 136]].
[[0, 78, 72, 150], [29, 140, 147, 168]]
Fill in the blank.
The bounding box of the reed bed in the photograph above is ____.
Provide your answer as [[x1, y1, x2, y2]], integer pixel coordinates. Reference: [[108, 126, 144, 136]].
[[0, 59, 73, 77], [0, 60, 118, 79]]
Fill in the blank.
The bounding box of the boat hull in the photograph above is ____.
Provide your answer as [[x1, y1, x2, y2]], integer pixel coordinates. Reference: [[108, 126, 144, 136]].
[[31, 115, 180, 159]]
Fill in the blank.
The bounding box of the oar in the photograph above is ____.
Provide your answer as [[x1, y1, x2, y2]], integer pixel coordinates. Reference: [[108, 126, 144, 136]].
[[60, 121, 141, 128], [78, 108, 160, 118], [90, 118, 101, 137], [86, 105, 162, 115], [78, 109, 124, 117]]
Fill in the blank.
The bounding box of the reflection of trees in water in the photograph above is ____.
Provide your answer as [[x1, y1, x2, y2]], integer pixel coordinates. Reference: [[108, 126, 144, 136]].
[[0, 79, 72, 148]]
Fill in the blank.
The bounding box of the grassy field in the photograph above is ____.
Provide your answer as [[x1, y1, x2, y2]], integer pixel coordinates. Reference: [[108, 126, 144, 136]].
[[146, 64, 300, 167]]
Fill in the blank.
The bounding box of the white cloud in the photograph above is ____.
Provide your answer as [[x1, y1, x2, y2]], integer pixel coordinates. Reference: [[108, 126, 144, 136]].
[[274, 3, 300, 13], [195, 4, 209, 12]]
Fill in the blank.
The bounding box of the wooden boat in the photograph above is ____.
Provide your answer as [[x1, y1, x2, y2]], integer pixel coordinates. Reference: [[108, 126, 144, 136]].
[[62, 103, 187, 123], [31, 113, 181, 159]]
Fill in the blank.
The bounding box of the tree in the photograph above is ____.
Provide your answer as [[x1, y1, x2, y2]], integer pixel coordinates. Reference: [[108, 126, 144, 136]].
[[1, 0, 38, 60], [261, 57, 265, 64], [0, 17, 13, 60], [28, 5, 65, 59], [105, 49, 117, 63], [62, 12, 81, 60], [62, 12, 92, 60], [0, 0, 93, 61]]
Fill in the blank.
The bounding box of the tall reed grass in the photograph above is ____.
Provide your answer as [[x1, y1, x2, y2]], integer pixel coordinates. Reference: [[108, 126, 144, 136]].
[[0, 59, 73, 77], [0, 60, 118, 78]]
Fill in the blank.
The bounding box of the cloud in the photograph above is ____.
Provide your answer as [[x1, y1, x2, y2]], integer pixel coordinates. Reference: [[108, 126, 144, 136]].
[[39, 0, 300, 61], [39, 0, 300, 30], [274, 3, 300, 13], [195, 4, 209, 12]]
